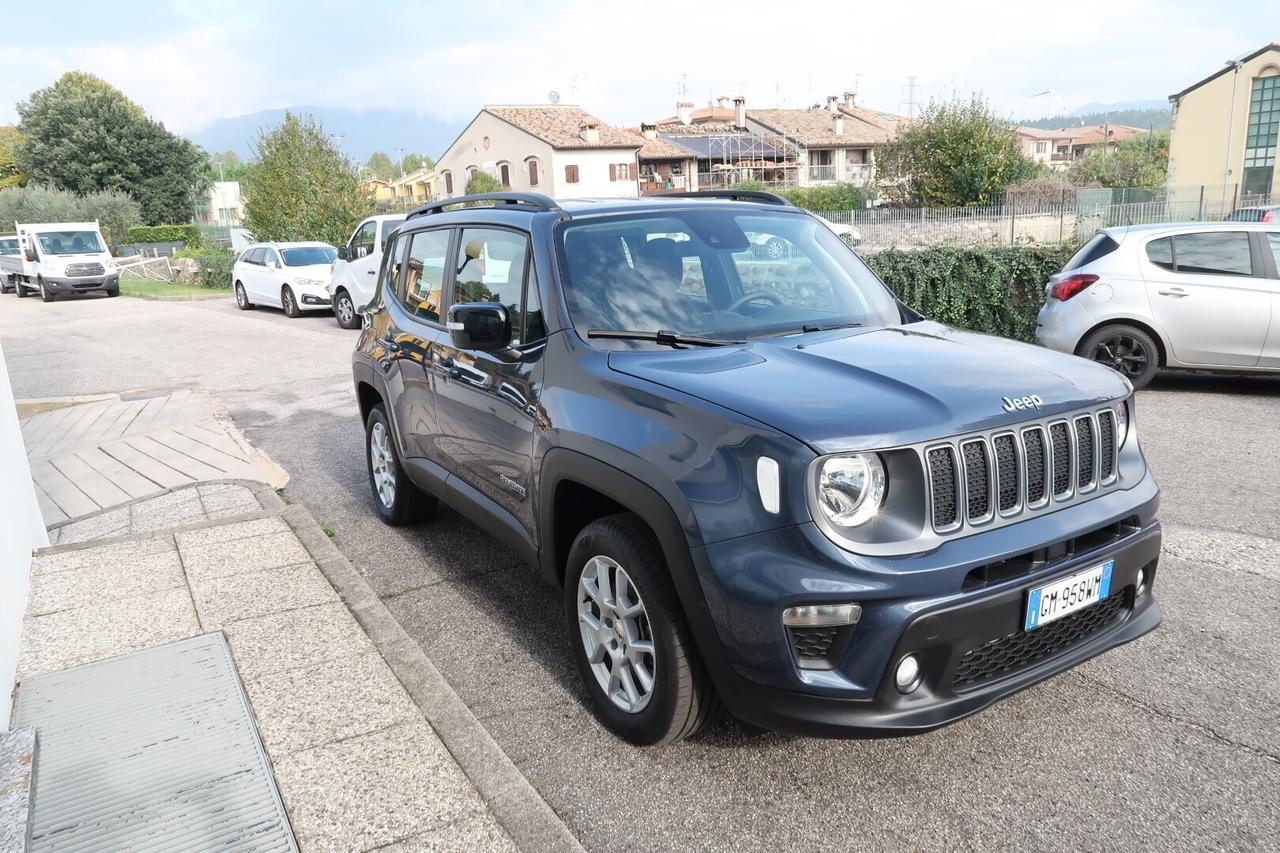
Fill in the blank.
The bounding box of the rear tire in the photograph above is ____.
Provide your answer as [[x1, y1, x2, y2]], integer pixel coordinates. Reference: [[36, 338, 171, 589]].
[[334, 289, 360, 329], [16, 281, 29, 298], [564, 513, 719, 745], [235, 281, 254, 310], [365, 403, 436, 526], [1077, 324, 1159, 390], [282, 285, 301, 318]]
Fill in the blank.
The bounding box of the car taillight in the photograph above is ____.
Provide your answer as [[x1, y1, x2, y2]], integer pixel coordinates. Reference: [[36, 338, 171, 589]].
[[1050, 274, 1099, 301]]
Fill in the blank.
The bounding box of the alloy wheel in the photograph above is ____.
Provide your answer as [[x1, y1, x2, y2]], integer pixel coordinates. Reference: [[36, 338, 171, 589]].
[[1090, 334, 1149, 379], [577, 555, 657, 714], [283, 288, 296, 315], [336, 294, 354, 325], [369, 421, 396, 508], [236, 284, 246, 308]]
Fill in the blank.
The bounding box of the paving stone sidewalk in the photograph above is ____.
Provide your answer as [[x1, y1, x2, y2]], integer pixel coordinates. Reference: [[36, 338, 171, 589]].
[[16, 482, 578, 852]]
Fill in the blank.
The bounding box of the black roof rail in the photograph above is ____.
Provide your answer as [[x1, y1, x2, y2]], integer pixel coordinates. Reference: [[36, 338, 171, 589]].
[[663, 190, 793, 206], [405, 192, 560, 220]]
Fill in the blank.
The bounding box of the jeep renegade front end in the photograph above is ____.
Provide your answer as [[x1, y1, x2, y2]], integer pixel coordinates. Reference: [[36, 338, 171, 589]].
[[351, 191, 1161, 744]]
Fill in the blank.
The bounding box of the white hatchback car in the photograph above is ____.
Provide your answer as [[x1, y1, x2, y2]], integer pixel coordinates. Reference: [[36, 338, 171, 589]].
[[1035, 222, 1280, 388], [233, 242, 338, 318], [328, 214, 405, 328]]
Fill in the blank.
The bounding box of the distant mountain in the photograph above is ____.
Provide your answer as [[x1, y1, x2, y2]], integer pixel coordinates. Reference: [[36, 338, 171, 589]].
[[1018, 101, 1171, 131], [187, 105, 462, 163]]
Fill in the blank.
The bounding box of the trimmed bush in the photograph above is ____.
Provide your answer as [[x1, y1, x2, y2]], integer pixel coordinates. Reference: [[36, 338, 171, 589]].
[[126, 223, 202, 247], [864, 245, 1078, 342], [0, 184, 140, 245], [732, 180, 874, 212], [174, 246, 235, 288]]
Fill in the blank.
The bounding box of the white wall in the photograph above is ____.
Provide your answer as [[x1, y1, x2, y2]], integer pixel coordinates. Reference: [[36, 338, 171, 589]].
[[0, 340, 46, 729], [435, 112, 554, 199], [551, 149, 640, 198]]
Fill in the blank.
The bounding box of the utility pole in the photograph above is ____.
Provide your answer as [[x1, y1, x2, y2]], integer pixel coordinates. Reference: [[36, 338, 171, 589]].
[[1222, 59, 1244, 212]]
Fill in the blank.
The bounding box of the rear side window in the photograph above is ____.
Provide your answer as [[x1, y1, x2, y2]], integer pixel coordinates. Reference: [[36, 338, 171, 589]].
[[379, 218, 405, 251], [1267, 233, 1280, 274], [245, 248, 265, 265], [400, 229, 450, 324], [1063, 233, 1120, 271], [1149, 232, 1253, 276]]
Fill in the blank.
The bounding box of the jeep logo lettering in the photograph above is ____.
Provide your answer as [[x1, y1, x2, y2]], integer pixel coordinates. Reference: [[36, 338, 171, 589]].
[[1002, 395, 1044, 413]]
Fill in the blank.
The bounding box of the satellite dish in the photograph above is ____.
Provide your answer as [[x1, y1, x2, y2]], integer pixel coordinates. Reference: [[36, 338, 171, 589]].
[[548, 90, 561, 104]]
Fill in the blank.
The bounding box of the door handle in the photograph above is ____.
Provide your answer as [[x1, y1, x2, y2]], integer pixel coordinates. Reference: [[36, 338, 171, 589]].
[[1157, 288, 1188, 298], [440, 358, 461, 380], [377, 337, 400, 352], [366, 270, 376, 275]]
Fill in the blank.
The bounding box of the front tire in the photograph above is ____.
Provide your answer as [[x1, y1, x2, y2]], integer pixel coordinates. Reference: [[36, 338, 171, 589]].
[[38, 279, 54, 302], [564, 513, 719, 745], [282, 285, 301, 318], [365, 403, 436, 526], [1078, 324, 1159, 390], [334, 289, 359, 329], [16, 281, 29, 298]]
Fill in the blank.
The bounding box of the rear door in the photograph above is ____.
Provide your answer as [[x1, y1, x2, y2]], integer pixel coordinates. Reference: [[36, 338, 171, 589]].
[[1141, 229, 1270, 367], [432, 226, 545, 536], [241, 248, 266, 298], [1259, 231, 1280, 369]]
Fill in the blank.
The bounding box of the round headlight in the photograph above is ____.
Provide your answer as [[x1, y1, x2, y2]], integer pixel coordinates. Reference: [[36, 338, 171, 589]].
[[816, 453, 886, 528], [1115, 400, 1130, 448]]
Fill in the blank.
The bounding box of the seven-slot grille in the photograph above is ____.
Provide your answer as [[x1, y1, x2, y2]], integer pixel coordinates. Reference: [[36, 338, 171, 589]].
[[925, 406, 1121, 535], [65, 262, 104, 277]]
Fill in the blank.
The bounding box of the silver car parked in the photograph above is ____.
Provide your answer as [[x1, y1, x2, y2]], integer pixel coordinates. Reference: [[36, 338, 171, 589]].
[[1035, 222, 1280, 388]]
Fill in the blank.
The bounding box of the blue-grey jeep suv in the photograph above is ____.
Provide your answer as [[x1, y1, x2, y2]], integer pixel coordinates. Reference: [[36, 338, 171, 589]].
[[351, 191, 1161, 744]]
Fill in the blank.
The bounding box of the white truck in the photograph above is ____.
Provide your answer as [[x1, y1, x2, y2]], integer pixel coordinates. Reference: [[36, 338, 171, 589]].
[[7, 221, 121, 301], [0, 235, 22, 294], [327, 214, 404, 328]]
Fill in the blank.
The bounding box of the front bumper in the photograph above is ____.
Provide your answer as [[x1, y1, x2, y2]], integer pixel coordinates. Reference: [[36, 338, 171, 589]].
[[43, 273, 120, 293], [295, 285, 332, 311], [692, 471, 1162, 735]]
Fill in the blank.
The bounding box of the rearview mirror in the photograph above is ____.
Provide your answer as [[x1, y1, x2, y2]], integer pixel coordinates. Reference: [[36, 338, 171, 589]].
[[447, 303, 510, 351]]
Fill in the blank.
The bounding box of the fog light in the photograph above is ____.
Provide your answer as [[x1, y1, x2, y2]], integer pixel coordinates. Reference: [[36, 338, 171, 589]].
[[782, 603, 861, 628], [1136, 568, 1147, 595], [894, 654, 921, 693]]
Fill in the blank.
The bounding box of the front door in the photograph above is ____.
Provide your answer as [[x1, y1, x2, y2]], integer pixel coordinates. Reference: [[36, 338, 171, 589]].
[[1259, 231, 1280, 369], [432, 226, 545, 535], [1141, 230, 1270, 367], [347, 219, 381, 307]]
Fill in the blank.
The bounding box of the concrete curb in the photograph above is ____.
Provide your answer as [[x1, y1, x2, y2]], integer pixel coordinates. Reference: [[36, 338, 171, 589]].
[[278, 503, 585, 853]]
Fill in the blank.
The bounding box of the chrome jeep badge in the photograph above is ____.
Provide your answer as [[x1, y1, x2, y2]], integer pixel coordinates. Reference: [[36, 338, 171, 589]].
[[1002, 394, 1044, 413]]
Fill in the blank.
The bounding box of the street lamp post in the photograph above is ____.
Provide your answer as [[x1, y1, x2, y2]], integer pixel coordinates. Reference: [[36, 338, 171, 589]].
[[1222, 59, 1244, 212]]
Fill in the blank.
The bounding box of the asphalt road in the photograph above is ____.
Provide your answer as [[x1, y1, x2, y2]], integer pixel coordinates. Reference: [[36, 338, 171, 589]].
[[3, 291, 1278, 851]]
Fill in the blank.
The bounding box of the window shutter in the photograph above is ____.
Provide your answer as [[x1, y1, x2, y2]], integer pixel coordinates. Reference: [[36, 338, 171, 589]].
[[609, 163, 617, 181], [528, 160, 538, 185]]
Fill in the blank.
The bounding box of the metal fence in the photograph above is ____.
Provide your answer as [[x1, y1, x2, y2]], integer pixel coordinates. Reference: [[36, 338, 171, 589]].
[[817, 184, 1276, 251]]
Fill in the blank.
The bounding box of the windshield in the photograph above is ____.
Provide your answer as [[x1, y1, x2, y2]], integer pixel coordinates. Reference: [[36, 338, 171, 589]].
[[35, 230, 105, 255], [0, 238, 17, 255], [281, 246, 337, 266], [557, 210, 901, 343]]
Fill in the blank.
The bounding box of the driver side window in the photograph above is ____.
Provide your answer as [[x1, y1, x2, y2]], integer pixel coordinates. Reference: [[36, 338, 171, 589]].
[[353, 221, 377, 258]]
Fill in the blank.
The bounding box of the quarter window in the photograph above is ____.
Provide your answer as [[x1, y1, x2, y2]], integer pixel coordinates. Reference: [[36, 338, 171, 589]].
[[378, 235, 406, 303], [1145, 237, 1174, 271], [453, 228, 532, 346], [399, 229, 450, 324]]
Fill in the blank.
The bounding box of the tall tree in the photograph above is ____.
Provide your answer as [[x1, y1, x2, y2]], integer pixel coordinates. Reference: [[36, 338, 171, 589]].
[[0, 127, 24, 188], [402, 152, 433, 173], [1069, 129, 1169, 188], [877, 93, 1040, 206], [365, 151, 395, 181], [244, 112, 371, 245], [210, 149, 254, 187], [16, 72, 208, 223]]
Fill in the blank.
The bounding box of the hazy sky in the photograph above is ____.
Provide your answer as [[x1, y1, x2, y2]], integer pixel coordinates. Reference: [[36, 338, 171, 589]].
[[0, 0, 1275, 135]]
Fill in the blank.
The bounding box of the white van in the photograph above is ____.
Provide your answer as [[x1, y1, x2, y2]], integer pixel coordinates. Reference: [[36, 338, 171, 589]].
[[14, 221, 120, 301], [327, 214, 405, 328]]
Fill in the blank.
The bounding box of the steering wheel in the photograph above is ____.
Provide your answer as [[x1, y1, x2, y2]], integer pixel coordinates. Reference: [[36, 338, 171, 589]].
[[727, 291, 783, 313]]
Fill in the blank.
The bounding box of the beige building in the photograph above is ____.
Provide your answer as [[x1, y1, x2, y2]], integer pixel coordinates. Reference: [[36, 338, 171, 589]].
[[389, 165, 436, 207], [1168, 43, 1280, 204], [433, 105, 643, 200]]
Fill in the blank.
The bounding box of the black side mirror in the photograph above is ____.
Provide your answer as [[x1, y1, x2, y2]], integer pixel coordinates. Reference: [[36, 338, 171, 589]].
[[337, 246, 349, 260], [447, 303, 510, 351], [25, 249, 37, 262]]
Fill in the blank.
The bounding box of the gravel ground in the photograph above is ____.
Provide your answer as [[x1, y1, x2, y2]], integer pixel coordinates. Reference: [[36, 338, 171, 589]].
[[3, 292, 1277, 851]]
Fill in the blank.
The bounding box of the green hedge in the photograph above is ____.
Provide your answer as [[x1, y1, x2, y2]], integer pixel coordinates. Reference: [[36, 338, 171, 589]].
[[732, 180, 873, 212], [126, 223, 202, 247], [175, 246, 235, 289], [864, 245, 1078, 342]]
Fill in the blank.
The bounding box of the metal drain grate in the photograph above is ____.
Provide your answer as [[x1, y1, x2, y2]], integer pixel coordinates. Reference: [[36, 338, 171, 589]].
[[14, 633, 296, 852]]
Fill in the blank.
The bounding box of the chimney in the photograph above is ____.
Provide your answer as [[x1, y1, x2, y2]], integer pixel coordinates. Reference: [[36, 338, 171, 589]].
[[843, 91, 856, 109], [641, 122, 658, 140], [676, 101, 694, 125], [826, 95, 839, 113], [833, 113, 844, 135], [716, 96, 728, 109], [580, 121, 600, 143], [733, 96, 746, 129]]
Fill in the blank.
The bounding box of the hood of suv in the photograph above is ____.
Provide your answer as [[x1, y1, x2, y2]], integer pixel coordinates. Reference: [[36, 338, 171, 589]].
[[607, 322, 1128, 454]]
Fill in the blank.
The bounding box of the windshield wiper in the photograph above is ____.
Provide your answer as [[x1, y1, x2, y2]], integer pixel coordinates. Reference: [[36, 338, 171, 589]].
[[587, 329, 745, 348], [751, 321, 865, 339]]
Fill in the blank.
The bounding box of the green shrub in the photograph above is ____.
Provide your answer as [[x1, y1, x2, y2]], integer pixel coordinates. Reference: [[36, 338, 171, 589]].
[[0, 184, 141, 245], [126, 223, 202, 247], [731, 181, 874, 212], [864, 245, 1078, 342], [175, 246, 235, 288]]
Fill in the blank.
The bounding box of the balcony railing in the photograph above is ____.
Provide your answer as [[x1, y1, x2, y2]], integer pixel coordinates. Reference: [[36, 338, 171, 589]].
[[807, 164, 837, 183], [845, 164, 873, 184]]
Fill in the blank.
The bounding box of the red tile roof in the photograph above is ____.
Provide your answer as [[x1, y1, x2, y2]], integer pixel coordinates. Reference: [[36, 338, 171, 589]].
[[746, 107, 906, 146], [486, 105, 642, 150]]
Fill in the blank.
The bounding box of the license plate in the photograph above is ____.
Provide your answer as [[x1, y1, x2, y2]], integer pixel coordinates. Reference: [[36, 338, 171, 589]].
[[1025, 560, 1114, 631]]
